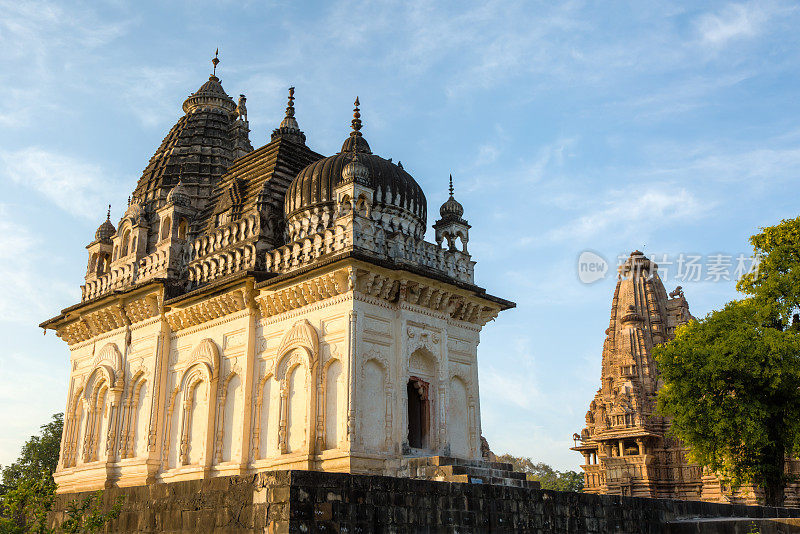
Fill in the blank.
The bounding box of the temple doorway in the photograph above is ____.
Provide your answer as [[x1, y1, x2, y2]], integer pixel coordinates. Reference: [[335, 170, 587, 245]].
[[407, 377, 430, 449]]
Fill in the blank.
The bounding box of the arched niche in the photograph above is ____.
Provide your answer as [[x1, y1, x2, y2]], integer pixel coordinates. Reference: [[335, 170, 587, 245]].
[[274, 320, 319, 456], [93, 343, 123, 388], [187, 339, 220, 379], [276, 319, 318, 368]]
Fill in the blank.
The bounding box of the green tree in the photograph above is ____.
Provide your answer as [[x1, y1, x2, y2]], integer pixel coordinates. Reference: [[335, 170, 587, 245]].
[[0, 476, 56, 534], [1, 413, 63, 495], [0, 413, 123, 533], [60, 492, 123, 534], [655, 216, 800, 507], [496, 454, 584, 492]]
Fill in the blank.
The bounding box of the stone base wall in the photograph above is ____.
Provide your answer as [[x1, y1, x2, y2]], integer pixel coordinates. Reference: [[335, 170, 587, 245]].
[[48, 470, 800, 533]]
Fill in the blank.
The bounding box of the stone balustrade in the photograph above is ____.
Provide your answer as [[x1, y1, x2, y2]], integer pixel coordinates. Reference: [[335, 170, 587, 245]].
[[85, 214, 475, 301]]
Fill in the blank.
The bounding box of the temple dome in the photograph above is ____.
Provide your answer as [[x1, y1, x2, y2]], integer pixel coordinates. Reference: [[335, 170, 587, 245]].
[[284, 142, 427, 223], [167, 180, 191, 207], [285, 98, 426, 227], [439, 191, 464, 220], [182, 75, 236, 114], [94, 218, 115, 244], [130, 58, 250, 206]]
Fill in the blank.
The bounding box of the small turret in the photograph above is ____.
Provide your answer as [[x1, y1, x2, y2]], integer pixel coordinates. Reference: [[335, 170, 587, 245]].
[[85, 205, 114, 280], [433, 175, 470, 253]]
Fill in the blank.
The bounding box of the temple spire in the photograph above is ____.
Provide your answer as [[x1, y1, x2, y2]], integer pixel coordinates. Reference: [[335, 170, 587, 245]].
[[351, 97, 362, 134], [285, 87, 295, 118], [212, 48, 220, 76], [272, 86, 306, 144]]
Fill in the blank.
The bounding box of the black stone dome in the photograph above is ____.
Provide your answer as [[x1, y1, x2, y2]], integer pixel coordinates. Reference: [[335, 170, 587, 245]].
[[285, 133, 427, 224], [94, 218, 116, 243]]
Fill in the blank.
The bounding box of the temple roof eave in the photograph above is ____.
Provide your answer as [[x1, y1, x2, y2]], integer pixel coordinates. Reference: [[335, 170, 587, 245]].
[[39, 279, 167, 331]]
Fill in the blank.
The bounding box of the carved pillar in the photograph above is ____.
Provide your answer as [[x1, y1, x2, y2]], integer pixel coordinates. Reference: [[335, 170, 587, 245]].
[[278, 380, 288, 454], [346, 310, 357, 449], [147, 312, 171, 482], [105, 385, 124, 464], [384, 382, 392, 449], [239, 286, 258, 467], [214, 387, 227, 463], [437, 384, 446, 452], [316, 367, 325, 454], [179, 396, 191, 465]]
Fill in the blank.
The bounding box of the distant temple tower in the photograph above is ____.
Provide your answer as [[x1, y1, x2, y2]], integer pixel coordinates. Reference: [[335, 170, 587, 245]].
[[41, 57, 513, 493], [571, 251, 702, 499]]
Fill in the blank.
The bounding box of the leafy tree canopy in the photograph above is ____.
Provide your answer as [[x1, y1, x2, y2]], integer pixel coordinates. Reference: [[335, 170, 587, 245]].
[[496, 454, 584, 492], [1, 413, 63, 495], [737, 215, 800, 327], [655, 215, 800, 507], [0, 413, 122, 533]]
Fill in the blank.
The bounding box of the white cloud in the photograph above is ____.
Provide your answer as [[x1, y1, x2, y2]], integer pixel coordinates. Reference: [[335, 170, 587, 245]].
[[695, 1, 779, 48], [0, 148, 116, 219], [0, 206, 75, 323], [546, 186, 709, 244], [0, 0, 130, 126]]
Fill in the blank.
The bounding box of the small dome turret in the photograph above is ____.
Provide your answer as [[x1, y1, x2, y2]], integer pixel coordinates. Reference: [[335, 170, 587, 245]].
[[433, 174, 470, 253], [94, 205, 115, 244], [439, 175, 464, 221], [167, 180, 191, 207], [341, 152, 370, 185]]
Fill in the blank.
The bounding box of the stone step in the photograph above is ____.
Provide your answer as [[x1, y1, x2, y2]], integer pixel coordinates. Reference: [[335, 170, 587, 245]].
[[401, 455, 538, 489], [405, 455, 515, 472]]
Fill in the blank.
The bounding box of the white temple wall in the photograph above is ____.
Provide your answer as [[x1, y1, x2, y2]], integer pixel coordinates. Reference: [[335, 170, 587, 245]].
[[54, 275, 490, 491], [353, 297, 482, 460]]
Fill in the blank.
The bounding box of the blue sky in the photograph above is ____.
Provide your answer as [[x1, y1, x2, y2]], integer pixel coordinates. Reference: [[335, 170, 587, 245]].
[[1, 0, 799, 471]]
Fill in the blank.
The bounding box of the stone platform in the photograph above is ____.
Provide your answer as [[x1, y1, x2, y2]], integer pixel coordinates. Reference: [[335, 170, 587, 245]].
[[48, 470, 800, 533], [401, 455, 539, 488]]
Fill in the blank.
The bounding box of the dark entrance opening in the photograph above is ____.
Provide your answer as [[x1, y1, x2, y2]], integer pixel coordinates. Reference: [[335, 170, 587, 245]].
[[407, 377, 429, 449]]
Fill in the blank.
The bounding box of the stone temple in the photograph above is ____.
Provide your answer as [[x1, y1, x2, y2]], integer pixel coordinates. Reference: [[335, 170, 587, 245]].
[[41, 57, 514, 493], [573, 251, 800, 506]]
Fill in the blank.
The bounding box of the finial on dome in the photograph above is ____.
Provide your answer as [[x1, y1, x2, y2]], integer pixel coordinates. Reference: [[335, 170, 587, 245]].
[[272, 86, 306, 143], [449, 174, 454, 197], [285, 87, 295, 118], [212, 48, 220, 76], [107, 204, 111, 220], [351, 97, 362, 133]]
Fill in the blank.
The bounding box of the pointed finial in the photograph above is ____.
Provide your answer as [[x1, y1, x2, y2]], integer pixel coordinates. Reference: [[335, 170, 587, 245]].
[[212, 48, 220, 76], [106, 204, 111, 220], [449, 174, 454, 197], [351, 96, 362, 133], [285, 86, 295, 118], [127, 196, 131, 206]]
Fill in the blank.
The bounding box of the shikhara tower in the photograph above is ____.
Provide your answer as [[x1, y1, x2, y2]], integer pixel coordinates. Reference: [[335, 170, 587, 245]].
[[571, 251, 701, 499], [42, 57, 513, 493], [573, 252, 800, 506]]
